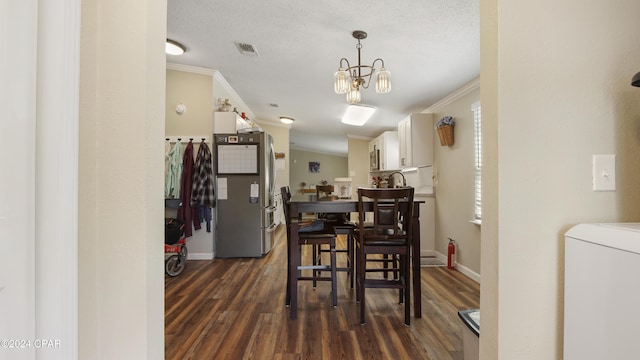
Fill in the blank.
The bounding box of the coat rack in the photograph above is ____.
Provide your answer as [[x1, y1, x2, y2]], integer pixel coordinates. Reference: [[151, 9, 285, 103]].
[[165, 135, 210, 144]]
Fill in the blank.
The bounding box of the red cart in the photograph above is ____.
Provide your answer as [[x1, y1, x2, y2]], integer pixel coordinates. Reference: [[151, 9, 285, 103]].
[[165, 218, 187, 276]]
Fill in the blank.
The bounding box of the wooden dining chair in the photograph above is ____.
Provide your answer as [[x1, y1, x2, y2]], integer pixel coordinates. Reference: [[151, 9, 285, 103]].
[[281, 186, 338, 308], [354, 187, 414, 325]]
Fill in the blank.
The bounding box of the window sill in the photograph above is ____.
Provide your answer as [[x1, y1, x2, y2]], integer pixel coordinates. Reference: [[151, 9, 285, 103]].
[[469, 219, 482, 226]]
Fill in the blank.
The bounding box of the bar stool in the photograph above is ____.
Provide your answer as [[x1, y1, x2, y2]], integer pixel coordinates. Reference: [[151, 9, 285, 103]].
[[281, 186, 338, 308], [315, 185, 356, 289], [354, 187, 414, 325]]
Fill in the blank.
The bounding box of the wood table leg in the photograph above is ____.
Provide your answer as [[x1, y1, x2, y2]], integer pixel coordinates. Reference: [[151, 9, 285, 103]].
[[412, 204, 422, 318], [285, 222, 291, 307], [289, 211, 300, 319]]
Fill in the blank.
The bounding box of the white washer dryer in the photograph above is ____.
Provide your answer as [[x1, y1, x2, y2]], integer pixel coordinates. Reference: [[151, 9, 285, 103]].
[[564, 223, 640, 360]]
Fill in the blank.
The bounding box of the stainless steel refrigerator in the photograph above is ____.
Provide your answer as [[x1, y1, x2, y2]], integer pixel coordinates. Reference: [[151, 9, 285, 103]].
[[213, 131, 277, 257]]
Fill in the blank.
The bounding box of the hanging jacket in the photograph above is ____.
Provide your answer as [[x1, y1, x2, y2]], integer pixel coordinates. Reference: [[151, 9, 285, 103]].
[[165, 140, 183, 198], [164, 139, 171, 178], [191, 141, 215, 207], [177, 140, 200, 237]]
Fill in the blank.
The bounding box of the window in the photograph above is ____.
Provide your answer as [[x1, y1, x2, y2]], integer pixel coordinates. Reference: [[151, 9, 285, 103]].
[[472, 102, 482, 223]]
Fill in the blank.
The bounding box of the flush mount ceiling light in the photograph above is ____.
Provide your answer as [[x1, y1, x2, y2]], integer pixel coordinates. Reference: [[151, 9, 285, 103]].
[[334, 30, 390, 104], [341, 104, 376, 126], [280, 116, 295, 124], [166, 39, 186, 55], [632, 71, 640, 87]]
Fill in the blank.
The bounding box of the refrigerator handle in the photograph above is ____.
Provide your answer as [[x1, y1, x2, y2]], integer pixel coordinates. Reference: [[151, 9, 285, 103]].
[[266, 223, 278, 233], [269, 141, 276, 195]]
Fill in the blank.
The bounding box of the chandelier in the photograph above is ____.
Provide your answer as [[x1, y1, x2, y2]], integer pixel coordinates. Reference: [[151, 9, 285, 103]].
[[334, 30, 390, 104]]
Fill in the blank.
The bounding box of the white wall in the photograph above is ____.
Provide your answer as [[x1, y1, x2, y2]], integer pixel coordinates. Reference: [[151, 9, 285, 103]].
[[429, 82, 481, 275], [347, 137, 372, 190], [289, 149, 348, 193], [4, 2, 82, 359], [79, 1, 166, 358], [481, 0, 640, 359], [259, 122, 291, 191], [36, 1, 81, 358], [1, 1, 39, 358], [166, 69, 213, 135], [480, 0, 499, 357], [165, 69, 215, 259]]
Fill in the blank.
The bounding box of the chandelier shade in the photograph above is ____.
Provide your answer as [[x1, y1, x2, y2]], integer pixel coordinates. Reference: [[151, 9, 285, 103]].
[[334, 69, 350, 94], [334, 31, 390, 104], [376, 67, 391, 93]]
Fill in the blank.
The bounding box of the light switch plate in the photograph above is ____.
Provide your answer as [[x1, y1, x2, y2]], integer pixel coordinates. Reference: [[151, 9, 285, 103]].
[[592, 154, 616, 191]]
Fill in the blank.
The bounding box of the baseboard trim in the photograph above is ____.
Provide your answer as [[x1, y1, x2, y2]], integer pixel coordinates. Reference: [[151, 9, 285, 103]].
[[420, 250, 438, 257], [187, 252, 214, 260], [430, 252, 481, 284]]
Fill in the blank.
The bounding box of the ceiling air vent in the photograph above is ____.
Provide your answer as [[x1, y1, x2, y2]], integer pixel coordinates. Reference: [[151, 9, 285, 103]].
[[234, 42, 259, 56]]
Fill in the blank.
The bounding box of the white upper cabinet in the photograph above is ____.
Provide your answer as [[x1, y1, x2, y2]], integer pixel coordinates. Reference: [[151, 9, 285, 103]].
[[213, 111, 252, 134], [398, 113, 433, 167], [372, 130, 399, 171]]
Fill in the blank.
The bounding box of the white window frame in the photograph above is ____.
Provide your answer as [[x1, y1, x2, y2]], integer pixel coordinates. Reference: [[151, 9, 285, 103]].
[[472, 102, 482, 224]]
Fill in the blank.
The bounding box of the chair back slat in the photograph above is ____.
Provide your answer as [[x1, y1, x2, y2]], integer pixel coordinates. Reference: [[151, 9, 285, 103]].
[[357, 187, 415, 236]]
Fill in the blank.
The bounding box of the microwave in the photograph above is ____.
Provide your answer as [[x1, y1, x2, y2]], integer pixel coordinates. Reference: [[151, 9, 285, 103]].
[[369, 149, 379, 171]]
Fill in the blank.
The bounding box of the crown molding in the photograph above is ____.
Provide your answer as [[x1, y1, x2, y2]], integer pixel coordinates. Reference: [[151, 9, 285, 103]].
[[424, 77, 480, 113], [166, 62, 257, 120], [347, 133, 374, 141], [166, 62, 214, 75], [289, 145, 348, 158], [167, 63, 259, 123], [211, 71, 256, 120]]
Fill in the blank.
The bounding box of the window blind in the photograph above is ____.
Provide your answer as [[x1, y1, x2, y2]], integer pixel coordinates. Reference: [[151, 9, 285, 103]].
[[472, 102, 482, 221]]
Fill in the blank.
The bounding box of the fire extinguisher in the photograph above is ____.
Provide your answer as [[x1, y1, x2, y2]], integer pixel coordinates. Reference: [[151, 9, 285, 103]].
[[447, 238, 456, 270]]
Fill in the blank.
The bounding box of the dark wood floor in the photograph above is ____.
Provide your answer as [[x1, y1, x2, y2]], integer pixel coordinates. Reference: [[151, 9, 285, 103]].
[[165, 225, 480, 359]]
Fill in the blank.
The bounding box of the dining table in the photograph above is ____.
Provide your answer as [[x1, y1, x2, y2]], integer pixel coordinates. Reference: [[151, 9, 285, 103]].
[[286, 193, 424, 320]]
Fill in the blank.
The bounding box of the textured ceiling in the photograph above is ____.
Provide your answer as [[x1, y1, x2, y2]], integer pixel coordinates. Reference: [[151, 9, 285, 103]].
[[167, 0, 480, 155]]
